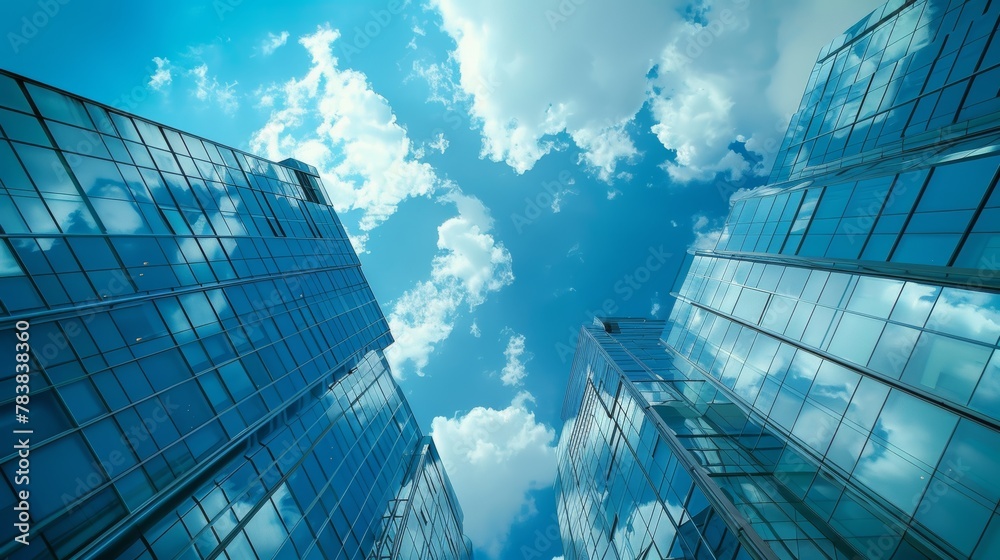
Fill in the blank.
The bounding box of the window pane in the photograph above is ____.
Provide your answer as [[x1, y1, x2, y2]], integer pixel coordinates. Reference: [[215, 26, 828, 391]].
[[867, 323, 919, 378], [874, 390, 957, 468], [917, 156, 999, 212], [891, 233, 961, 265], [827, 313, 883, 366], [925, 288, 1000, 345]]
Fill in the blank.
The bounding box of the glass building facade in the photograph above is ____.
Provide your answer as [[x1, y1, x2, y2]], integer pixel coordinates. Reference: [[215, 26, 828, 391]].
[[0, 69, 471, 559], [558, 0, 1000, 558]]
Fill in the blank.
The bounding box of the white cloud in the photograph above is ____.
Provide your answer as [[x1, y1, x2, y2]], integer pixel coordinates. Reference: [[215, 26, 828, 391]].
[[651, 301, 661, 317], [431, 392, 557, 557], [500, 332, 530, 386], [414, 131, 450, 159], [670, 219, 678, 227], [429, 131, 449, 153], [190, 64, 239, 114], [261, 31, 290, 55], [428, 0, 664, 181], [386, 190, 514, 377], [470, 320, 482, 338], [250, 26, 439, 248], [428, 0, 883, 184], [691, 213, 729, 251], [148, 57, 172, 90]]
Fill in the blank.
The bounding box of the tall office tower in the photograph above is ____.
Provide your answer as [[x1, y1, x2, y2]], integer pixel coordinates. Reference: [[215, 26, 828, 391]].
[[558, 0, 1000, 559], [0, 70, 472, 560]]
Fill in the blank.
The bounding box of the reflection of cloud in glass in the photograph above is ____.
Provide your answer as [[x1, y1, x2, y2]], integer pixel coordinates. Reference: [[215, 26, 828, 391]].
[[925, 288, 1000, 344], [890, 282, 939, 326], [852, 390, 958, 513], [91, 198, 147, 234]]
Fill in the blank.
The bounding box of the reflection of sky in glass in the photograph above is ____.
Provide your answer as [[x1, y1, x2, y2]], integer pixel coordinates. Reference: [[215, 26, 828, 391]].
[[925, 288, 1000, 345], [872, 390, 957, 468]]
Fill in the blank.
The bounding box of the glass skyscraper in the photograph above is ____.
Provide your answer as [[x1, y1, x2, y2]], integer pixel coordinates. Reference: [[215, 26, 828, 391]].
[[558, 0, 1000, 558], [0, 69, 472, 559]]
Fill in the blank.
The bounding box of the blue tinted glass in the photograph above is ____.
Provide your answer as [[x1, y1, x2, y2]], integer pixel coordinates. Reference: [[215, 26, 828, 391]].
[[25, 83, 92, 128], [0, 109, 50, 146], [918, 156, 999, 212], [0, 74, 31, 112], [891, 233, 960, 265]]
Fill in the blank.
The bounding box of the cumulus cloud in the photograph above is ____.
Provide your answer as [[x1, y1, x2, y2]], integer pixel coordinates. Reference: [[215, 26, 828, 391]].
[[260, 31, 290, 55], [431, 392, 557, 557], [691, 213, 729, 251], [148, 57, 172, 90], [427, 0, 883, 184], [386, 190, 514, 377], [190, 64, 239, 114], [470, 320, 482, 338], [500, 332, 530, 386], [250, 26, 440, 250]]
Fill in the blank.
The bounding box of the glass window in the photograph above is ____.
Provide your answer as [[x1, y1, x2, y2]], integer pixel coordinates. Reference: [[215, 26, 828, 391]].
[[41, 191, 100, 234], [852, 438, 929, 515], [867, 323, 919, 378], [792, 401, 837, 454], [3, 432, 104, 519], [891, 233, 961, 265], [827, 313, 883, 366], [818, 273, 851, 307], [939, 419, 1000, 504], [846, 276, 903, 318], [108, 113, 141, 143], [874, 390, 957, 468], [955, 232, 1000, 269], [915, 475, 992, 556], [809, 361, 859, 415], [25, 83, 92, 128], [815, 183, 854, 219], [83, 417, 137, 477], [0, 242, 21, 277], [59, 379, 107, 423], [732, 288, 768, 324], [925, 288, 1000, 345], [917, 156, 999, 212], [889, 282, 939, 326], [844, 377, 889, 430], [903, 333, 992, 404], [0, 74, 31, 112], [802, 305, 836, 348], [827, 422, 867, 473], [14, 143, 76, 195], [91, 198, 151, 234], [906, 209, 976, 233], [882, 169, 927, 214], [67, 154, 129, 198], [47, 121, 111, 160], [0, 108, 50, 145], [0, 141, 33, 192], [970, 351, 1000, 420]]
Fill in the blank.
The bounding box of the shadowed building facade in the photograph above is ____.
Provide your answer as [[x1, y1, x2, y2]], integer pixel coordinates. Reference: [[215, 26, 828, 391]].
[[0, 69, 472, 559], [558, 0, 1000, 558]]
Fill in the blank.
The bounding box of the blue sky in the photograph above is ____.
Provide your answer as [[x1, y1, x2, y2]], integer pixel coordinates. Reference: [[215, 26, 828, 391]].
[[0, 0, 883, 557]]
